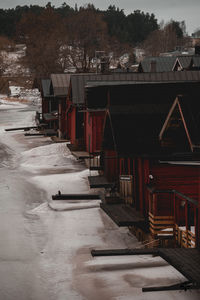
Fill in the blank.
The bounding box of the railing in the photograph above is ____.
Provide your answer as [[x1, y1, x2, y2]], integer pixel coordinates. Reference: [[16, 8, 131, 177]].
[[147, 186, 199, 248], [175, 224, 196, 248], [88, 152, 101, 169], [149, 212, 174, 237], [120, 175, 133, 205]]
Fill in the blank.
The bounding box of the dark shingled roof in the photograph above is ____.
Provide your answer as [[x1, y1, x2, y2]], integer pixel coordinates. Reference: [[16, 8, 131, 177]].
[[41, 79, 51, 97], [51, 74, 71, 96], [139, 57, 176, 72], [71, 71, 200, 105], [193, 56, 200, 68], [174, 56, 192, 69]]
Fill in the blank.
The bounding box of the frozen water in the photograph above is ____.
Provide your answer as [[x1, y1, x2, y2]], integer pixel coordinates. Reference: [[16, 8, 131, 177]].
[[0, 97, 200, 299]]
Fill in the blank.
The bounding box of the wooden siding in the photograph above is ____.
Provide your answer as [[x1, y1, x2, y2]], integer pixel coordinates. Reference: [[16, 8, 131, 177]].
[[103, 150, 118, 182], [150, 164, 200, 201], [85, 111, 105, 153]]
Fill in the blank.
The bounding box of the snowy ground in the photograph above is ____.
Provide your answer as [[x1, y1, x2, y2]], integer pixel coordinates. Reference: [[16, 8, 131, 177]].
[[2, 45, 29, 76], [0, 97, 200, 299]]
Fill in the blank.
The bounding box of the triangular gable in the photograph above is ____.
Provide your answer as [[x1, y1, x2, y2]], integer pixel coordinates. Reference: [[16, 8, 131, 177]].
[[172, 58, 182, 71], [159, 97, 193, 151], [172, 57, 193, 71]]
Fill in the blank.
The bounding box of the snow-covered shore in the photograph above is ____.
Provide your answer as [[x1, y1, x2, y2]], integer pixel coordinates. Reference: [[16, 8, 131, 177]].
[[0, 97, 200, 299]]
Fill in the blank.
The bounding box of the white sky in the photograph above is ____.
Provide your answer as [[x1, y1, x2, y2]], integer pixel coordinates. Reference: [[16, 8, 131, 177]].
[[0, 0, 200, 34]]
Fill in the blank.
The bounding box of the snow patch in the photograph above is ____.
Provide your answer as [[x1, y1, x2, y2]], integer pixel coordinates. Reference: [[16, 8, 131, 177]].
[[0, 96, 27, 110], [9, 86, 41, 106], [31, 169, 90, 199], [20, 143, 79, 172]]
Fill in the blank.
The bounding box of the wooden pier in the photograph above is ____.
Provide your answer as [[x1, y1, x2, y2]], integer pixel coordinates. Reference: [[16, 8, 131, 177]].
[[100, 203, 145, 227], [88, 175, 114, 188], [91, 247, 200, 291]]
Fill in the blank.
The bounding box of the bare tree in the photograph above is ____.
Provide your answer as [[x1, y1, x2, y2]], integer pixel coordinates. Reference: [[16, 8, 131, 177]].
[[16, 6, 67, 77], [63, 6, 109, 72], [142, 20, 190, 56]]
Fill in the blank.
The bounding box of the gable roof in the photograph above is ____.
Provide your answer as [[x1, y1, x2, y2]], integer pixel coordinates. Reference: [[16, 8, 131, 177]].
[[193, 56, 200, 68], [41, 79, 51, 97], [71, 71, 200, 105], [51, 74, 71, 96], [139, 57, 176, 72], [159, 95, 200, 151], [177, 56, 192, 69]]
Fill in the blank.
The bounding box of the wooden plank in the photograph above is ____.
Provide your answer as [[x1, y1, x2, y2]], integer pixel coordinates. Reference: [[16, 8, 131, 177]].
[[88, 176, 114, 188], [149, 219, 174, 223], [89, 166, 103, 171], [91, 247, 200, 289], [71, 151, 91, 159], [24, 133, 44, 136], [159, 248, 200, 285], [143, 281, 196, 292], [149, 213, 174, 220], [100, 203, 145, 227], [5, 126, 38, 131], [91, 248, 159, 257], [52, 193, 102, 200]]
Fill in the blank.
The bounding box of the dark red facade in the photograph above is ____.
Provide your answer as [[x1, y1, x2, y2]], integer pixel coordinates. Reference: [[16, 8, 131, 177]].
[[85, 111, 105, 153]]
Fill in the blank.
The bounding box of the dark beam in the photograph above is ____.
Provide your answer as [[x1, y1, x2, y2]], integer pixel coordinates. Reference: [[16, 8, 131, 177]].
[[5, 126, 38, 131], [24, 133, 44, 136], [142, 281, 197, 292], [91, 248, 158, 257], [52, 193, 102, 200]]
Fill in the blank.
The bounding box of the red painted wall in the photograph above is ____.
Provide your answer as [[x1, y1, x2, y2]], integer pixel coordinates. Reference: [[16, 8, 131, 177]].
[[42, 98, 49, 115], [93, 112, 105, 152], [85, 111, 105, 153], [149, 163, 200, 225], [85, 112, 93, 153], [104, 150, 118, 182], [70, 107, 76, 145], [150, 164, 200, 201]]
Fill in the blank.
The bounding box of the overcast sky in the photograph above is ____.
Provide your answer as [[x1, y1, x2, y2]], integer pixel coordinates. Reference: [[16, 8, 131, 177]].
[[0, 0, 199, 34]]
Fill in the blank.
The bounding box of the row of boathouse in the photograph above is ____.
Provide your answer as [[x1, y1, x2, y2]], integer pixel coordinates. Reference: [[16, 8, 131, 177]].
[[36, 70, 200, 251]]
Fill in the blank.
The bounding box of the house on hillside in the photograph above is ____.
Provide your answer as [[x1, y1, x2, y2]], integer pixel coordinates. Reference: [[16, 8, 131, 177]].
[[139, 48, 200, 73], [173, 55, 200, 71], [138, 57, 176, 73]]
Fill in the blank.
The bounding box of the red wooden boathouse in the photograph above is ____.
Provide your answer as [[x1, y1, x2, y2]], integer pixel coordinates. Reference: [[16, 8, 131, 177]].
[[93, 78, 200, 247]]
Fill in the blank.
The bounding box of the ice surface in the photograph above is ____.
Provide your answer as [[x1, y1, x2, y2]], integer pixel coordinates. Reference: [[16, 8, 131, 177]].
[[0, 98, 200, 299]]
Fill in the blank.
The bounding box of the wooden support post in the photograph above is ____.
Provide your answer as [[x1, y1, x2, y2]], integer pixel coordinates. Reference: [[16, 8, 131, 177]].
[[173, 192, 177, 224], [197, 207, 200, 249], [138, 158, 144, 215], [185, 200, 188, 231]]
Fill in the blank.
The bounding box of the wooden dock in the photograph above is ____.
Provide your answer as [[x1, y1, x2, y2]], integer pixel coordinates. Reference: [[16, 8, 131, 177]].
[[71, 151, 91, 159], [51, 136, 69, 143], [158, 248, 200, 285], [100, 203, 145, 227], [89, 166, 103, 171], [88, 175, 114, 188], [91, 247, 200, 291]]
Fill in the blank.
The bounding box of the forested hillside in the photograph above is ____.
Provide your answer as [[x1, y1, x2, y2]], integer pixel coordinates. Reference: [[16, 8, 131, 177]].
[[0, 3, 161, 45], [0, 3, 187, 77]]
